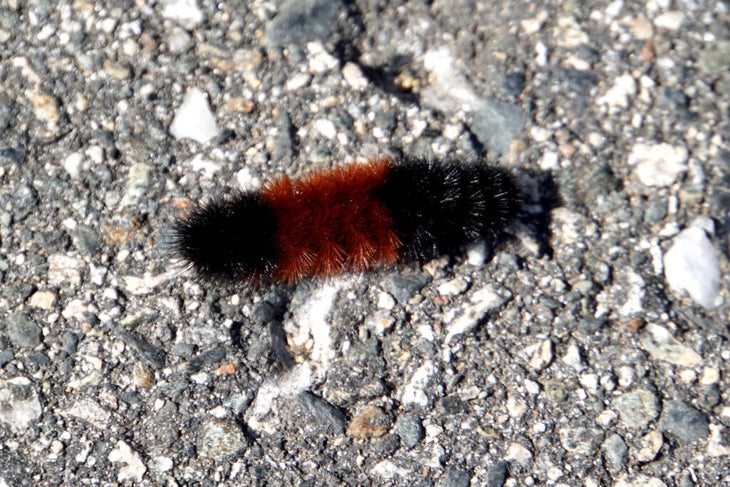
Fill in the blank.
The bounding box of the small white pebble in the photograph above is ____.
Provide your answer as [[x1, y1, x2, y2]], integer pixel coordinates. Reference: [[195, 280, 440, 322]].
[[313, 119, 336, 139], [169, 88, 218, 144]]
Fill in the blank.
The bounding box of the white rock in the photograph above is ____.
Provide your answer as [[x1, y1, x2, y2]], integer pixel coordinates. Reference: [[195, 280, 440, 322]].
[[596, 74, 636, 111], [314, 119, 336, 139], [236, 167, 261, 191], [437, 276, 468, 296], [48, 254, 83, 286], [286, 73, 311, 91], [28, 290, 57, 309], [539, 150, 559, 170], [109, 440, 147, 483], [123, 272, 172, 295], [170, 88, 218, 144], [246, 363, 313, 434], [401, 361, 435, 407], [507, 394, 527, 418], [121, 162, 153, 207], [654, 11, 685, 30], [664, 227, 721, 308], [525, 339, 553, 370], [507, 442, 533, 465], [466, 241, 487, 266], [307, 42, 339, 73], [162, 0, 203, 29], [342, 62, 368, 90], [61, 398, 111, 429], [422, 47, 480, 112], [0, 377, 42, 433], [628, 142, 688, 187], [61, 299, 89, 322], [641, 323, 703, 367], [707, 424, 730, 457], [562, 344, 584, 371], [63, 152, 84, 178], [189, 154, 220, 177], [150, 456, 174, 472], [445, 285, 509, 343], [520, 11, 548, 34], [290, 284, 338, 366], [377, 291, 395, 310], [371, 460, 411, 479]]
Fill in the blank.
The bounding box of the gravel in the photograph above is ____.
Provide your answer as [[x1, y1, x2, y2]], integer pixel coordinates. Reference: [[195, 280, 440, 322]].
[[1, 0, 729, 485]]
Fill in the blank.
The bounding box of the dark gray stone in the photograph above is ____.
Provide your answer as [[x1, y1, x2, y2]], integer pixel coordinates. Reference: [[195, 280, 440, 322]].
[[659, 400, 709, 443], [61, 331, 80, 354], [297, 391, 346, 435], [383, 273, 430, 303], [184, 348, 226, 373], [264, 0, 343, 47], [0, 350, 14, 367], [0, 147, 25, 164], [440, 467, 471, 487], [437, 395, 466, 415], [486, 461, 509, 487], [12, 185, 38, 221], [117, 330, 166, 368], [6, 312, 42, 348], [395, 414, 424, 449]]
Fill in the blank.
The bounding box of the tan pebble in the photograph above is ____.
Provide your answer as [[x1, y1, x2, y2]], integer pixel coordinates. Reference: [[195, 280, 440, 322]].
[[634, 430, 663, 463], [347, 405, 391, 439]]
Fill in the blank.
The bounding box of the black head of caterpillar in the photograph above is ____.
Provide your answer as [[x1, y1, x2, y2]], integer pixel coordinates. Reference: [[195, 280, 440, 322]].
[[169, 193, 278, 282]]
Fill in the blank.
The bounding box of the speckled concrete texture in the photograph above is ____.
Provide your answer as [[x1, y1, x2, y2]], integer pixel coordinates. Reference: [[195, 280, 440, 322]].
[[0, 0, 728, 485]]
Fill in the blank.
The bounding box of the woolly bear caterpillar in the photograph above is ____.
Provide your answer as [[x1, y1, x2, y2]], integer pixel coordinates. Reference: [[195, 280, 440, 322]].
[[170, 157, 520, 284]]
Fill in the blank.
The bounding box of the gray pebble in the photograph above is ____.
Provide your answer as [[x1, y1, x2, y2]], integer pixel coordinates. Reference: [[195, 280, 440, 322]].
[[74, 225, 103, 255], [470, 99, 525, 157], [643, 197, 668, 224], [297, 391, 347, 435], [559, 427, 603, 455], [437, 395, 466, 415], [271, 111, 294, 164], [61, 331, 80, 354], [579, 317, 605, 335], [5, 312, 42, 348], [383, 273, 430, 303], [486, 461, 509, 487], [602, 433, 628, 473], [613, 389, 659, 429], [0, 147, 25, 164], [502, 72, 526, 98], [658, 400, 709, 443], [184, 348, 226, 373], [264, 0, 343, 47], [395, 414, 424, 449], [0, 350, 14, 367], [554, 67, 599, 92], [117, 330, 166, 369], [12, 185, 38, 221], [198, 419, 247, 460], [440, 467, 471, 487]]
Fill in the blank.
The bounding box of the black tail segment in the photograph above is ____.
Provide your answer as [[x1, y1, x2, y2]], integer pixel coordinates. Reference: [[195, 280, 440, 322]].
[[377, 158, 521, 262], [170, 193, 279, 283]]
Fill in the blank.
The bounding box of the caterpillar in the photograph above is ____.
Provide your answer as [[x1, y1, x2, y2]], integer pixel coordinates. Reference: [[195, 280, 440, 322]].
[[170, 157, 521, 284]]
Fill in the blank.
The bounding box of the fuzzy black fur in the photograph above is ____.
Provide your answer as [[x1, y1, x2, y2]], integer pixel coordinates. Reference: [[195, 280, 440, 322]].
[[378, 159, 521, 261], [170, 193, 279, 282]]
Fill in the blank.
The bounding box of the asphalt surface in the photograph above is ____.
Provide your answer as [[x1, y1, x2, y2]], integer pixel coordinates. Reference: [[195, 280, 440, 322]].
[[0, 0, 729, 485]]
